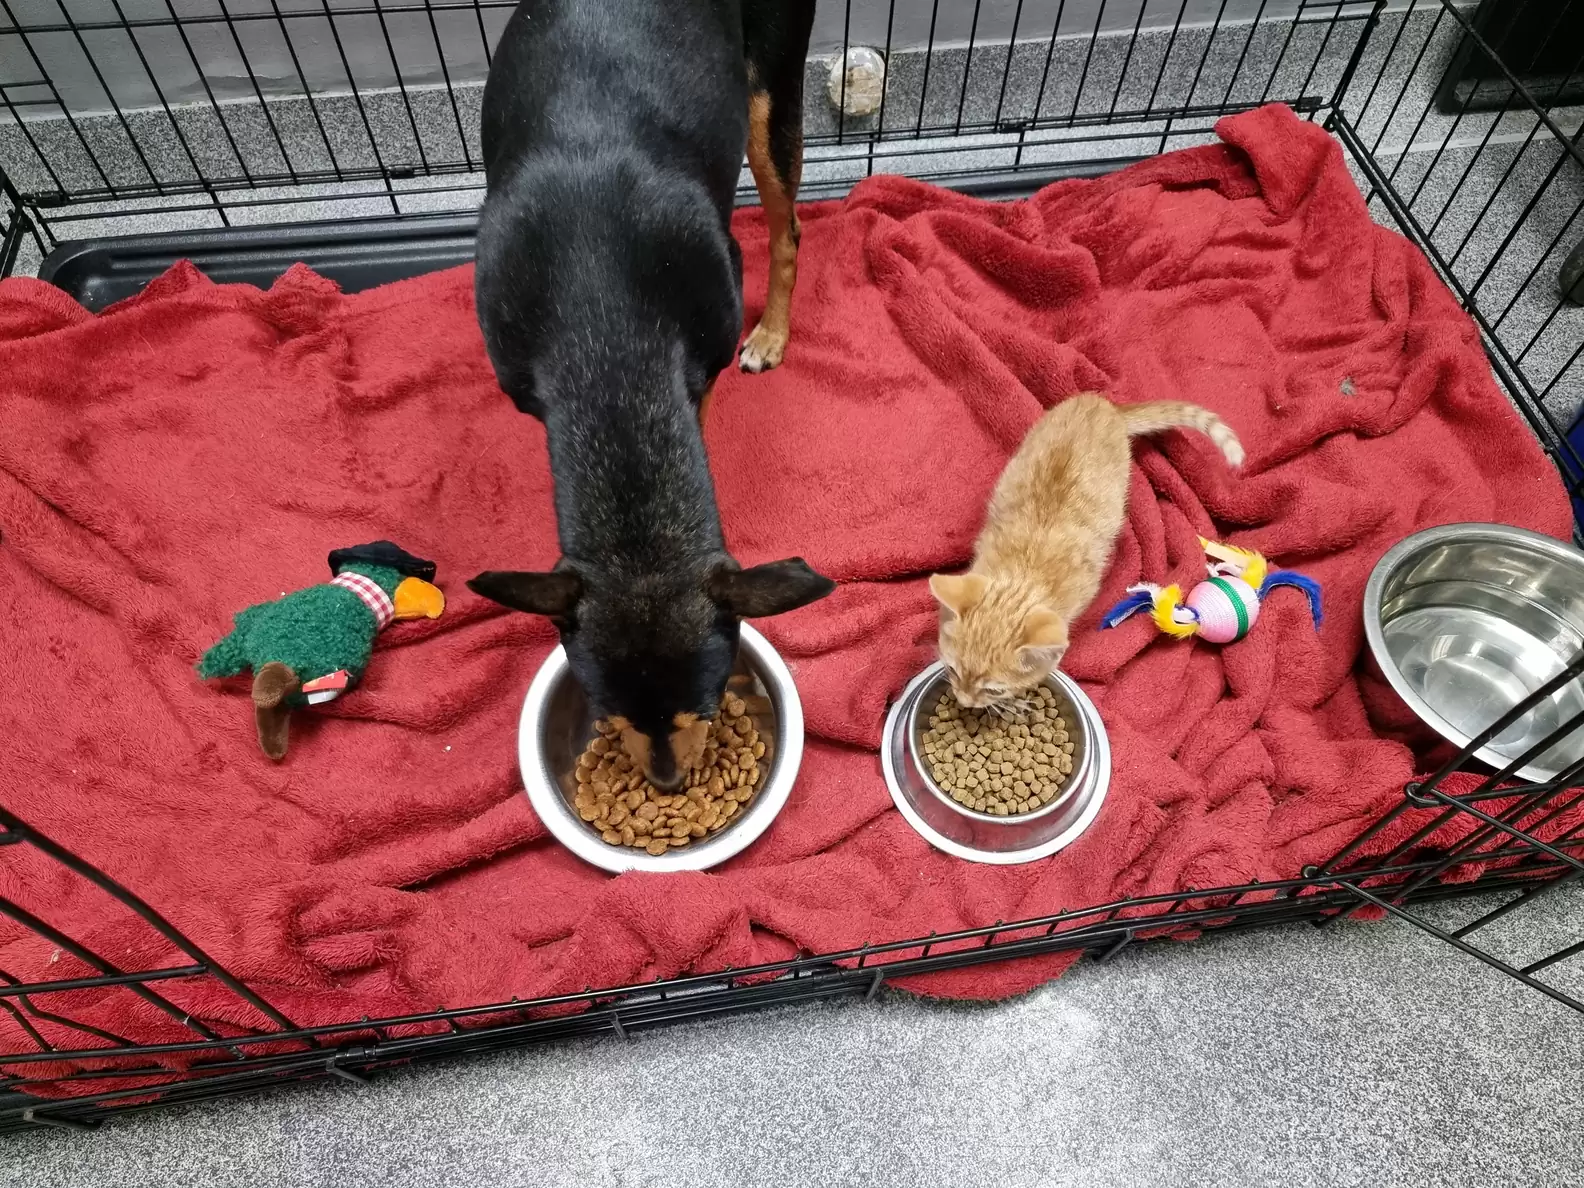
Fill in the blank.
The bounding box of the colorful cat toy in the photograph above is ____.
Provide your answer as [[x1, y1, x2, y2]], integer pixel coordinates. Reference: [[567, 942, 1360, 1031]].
[[1101, 538, 1321, 644]]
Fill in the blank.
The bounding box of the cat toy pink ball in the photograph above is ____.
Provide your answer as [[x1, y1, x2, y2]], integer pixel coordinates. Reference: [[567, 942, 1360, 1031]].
[[1183, 575, 1262, 644]]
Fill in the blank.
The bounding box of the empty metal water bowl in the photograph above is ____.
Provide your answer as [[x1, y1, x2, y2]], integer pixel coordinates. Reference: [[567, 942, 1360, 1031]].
[[881, 663, 1111, 865], [1365, 523, 1584, 782], [517, 623, 804, 873]]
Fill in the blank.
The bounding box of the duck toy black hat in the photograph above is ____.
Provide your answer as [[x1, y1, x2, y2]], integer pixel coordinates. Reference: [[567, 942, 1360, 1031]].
[[197, 541, 445, 760]]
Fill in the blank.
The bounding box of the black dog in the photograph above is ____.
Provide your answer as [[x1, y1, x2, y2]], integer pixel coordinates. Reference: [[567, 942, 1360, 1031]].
[[468, 0, 832, 789]]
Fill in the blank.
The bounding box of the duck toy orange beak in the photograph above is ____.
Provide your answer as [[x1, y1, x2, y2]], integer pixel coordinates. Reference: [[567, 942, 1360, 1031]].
[[394, 576, 446, 620]]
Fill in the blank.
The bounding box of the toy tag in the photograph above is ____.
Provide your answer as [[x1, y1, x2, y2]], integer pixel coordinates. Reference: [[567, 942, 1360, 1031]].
[[301, 669, 352, 705], [1201, 539, 1245, 567]]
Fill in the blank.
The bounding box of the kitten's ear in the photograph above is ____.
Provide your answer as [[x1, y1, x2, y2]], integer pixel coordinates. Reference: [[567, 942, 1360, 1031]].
[[1017, 607, 1069, 673], [929, 573, 988, 621], [468, 568, 583, 619]]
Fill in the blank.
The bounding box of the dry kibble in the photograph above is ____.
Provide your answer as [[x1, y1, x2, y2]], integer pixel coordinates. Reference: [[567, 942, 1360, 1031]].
[[572, 695, 764, 853], [918, 689, 1074, 816]]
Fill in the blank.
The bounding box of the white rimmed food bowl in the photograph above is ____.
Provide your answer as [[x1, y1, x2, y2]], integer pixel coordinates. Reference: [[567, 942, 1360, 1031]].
[[517, 623, 804, 872]]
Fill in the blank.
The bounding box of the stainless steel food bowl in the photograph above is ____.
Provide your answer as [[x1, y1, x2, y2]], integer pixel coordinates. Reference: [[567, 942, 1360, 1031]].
[[1364, 523, 1584, 781], [517, 623, 803, 873], [881, 663, 1111, 864]]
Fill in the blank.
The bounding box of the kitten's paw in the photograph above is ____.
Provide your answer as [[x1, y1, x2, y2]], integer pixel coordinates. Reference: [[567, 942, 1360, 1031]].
[[739, 321, 787, 373]]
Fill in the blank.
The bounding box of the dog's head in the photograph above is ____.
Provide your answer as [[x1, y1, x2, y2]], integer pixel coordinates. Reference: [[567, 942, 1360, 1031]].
[[469, 557, 833, 789]]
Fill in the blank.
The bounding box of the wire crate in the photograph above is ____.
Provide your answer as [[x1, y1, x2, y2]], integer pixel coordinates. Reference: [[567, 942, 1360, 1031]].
[[1326, 0, 1584, 511], [1, 0, 1399, 291], [2, 0, 1584, 1131], [0, 162, 20, 265]]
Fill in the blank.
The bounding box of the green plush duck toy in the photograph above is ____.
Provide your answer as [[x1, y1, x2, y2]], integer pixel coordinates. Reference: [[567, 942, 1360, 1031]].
[[197, 541, 446, 760]]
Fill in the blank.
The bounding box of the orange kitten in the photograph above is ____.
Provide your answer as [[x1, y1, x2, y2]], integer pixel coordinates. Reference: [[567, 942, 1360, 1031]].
[[931, 394, 1242, 712]]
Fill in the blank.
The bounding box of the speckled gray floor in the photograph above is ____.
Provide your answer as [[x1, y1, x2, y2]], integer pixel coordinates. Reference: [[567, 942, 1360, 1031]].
[[6, 885, 1584, 1186]]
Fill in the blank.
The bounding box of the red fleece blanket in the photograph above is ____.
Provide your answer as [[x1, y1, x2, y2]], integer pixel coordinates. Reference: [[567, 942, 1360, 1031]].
[[0, 105, 1572, 1064]]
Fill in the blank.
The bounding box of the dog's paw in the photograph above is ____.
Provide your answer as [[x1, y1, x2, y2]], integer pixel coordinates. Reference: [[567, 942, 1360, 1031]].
[[739, 321, 787, 373]]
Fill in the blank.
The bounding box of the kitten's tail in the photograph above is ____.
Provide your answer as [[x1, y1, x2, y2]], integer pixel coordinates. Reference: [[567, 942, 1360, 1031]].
[[1117, 401, 1244, 468]]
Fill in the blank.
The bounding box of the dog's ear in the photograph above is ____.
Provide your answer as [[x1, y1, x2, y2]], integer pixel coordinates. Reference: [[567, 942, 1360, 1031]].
[[708, 558, 836, 619], [468, 569, 582, 618]]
